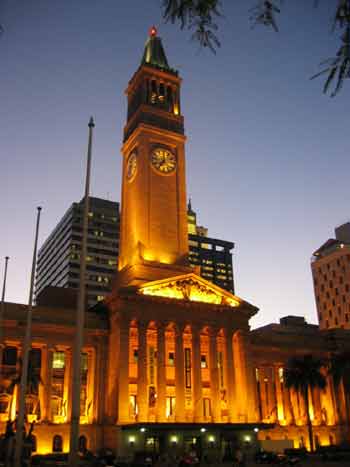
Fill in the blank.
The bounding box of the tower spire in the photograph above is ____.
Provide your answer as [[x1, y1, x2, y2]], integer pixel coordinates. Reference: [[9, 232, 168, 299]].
[[141, 26, 171, 71]]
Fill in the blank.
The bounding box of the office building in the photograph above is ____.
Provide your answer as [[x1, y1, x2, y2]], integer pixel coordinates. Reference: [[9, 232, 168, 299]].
[[35, 197, 119, 308], [311, 222, 350, 330], [188, 200, 234, 293]]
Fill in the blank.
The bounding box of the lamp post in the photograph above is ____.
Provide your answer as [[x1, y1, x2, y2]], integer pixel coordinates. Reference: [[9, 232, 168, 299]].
[[14, 207, 42, 467], [68, 117, 95, 467]]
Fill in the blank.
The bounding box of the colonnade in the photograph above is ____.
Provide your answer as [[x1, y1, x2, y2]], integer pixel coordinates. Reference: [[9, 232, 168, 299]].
[[0, 343, 96, 425], [255, 365, 338, 427], [116, 320, 258, 424]]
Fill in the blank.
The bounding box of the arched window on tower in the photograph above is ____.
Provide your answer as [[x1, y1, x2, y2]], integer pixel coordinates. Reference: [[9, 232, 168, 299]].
[[159, 83, 165, 104], [52, 434, 63, 453], [151, 80, 157, 104], [167, 86, 173, 112]]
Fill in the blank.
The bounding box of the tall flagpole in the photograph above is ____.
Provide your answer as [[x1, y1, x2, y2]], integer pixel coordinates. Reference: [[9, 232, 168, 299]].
[[0, 256, 10, 370], [14, 207, 42, 467], [69, 117, 95, 467]]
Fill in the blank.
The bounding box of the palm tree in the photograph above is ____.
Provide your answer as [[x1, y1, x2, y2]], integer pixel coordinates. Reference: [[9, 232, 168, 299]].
[[285, 355, 326, 453], [328, 351, 350, 430]]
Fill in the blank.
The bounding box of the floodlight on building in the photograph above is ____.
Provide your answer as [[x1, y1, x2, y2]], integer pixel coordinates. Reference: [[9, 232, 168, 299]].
[[200, 428, 206, 433], [128, 436, 136, 445], [254, 427, 259, 433], [170, 435, 178, 444], [140, 427, 146, 433], [244, 435, 251, 442]]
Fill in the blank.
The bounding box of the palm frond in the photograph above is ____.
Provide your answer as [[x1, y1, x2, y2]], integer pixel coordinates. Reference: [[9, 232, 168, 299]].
[[250, 1, 281, 32]]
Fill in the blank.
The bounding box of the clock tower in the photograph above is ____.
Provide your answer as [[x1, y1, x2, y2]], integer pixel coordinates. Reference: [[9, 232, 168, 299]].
[[118, 27, 191, 287]]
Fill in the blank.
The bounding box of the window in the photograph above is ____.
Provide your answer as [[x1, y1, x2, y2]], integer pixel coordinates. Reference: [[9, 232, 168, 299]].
[[166, 396, 175, 417], [129, 395, 137, 416], [133, 349, 138, 363], [81, 353, 88, 371], [278, 367, 284, 383], [53, 352, 65, 369], [52, 435, 63, 453], [2, 347, 17, 366], [184, 348, 192, 389], [30, 349, 41, 370], [200, 355, 207, 369], [168, 352, 174, 366], [203, 398, 211, 417]]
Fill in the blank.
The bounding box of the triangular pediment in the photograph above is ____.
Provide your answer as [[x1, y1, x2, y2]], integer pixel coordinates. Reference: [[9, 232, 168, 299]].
[[138, 273, 241, 307]]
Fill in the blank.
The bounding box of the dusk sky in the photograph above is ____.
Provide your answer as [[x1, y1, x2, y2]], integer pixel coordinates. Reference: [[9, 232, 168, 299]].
[[1, 1, 349, 328]]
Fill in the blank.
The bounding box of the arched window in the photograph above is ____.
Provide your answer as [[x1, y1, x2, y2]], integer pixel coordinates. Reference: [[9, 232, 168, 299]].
[[159, 83, 165, 103], [151, 80, 157, 104], [167, 86, 173, 112], [52, 435, 63, 453], [78, 435, 87, 453]]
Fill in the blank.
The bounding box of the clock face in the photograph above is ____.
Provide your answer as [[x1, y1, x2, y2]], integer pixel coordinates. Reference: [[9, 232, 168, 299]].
[[151, 147, 177, 174], [126, 151, 137, 181]]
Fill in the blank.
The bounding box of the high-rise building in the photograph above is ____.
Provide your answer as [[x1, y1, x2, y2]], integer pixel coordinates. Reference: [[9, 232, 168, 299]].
[[35, 197, 119, 307], [187, 200, 235, 293], [311, 222, 350, 330]]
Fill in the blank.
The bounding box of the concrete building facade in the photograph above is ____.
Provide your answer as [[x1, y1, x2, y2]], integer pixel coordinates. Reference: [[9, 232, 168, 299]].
[[311, 222, 350, 330], [35, 197, 120, 308]]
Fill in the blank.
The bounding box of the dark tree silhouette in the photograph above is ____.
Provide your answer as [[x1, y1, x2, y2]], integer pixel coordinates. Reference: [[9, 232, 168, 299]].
[[328, 351, 350, 428], [284, 355, 326, 453], [162, 0, 350, 96]]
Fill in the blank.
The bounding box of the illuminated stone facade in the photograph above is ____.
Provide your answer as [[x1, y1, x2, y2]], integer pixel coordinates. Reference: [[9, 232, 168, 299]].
[[1, 29, 349, 458]]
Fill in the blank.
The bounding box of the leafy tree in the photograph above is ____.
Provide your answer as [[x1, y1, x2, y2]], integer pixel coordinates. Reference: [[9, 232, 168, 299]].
[[284, 355, 326, 452], [162, 1, 350, 96]]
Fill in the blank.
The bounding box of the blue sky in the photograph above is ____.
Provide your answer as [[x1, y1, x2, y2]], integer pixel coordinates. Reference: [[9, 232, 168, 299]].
[[1, 0, 349, 328]]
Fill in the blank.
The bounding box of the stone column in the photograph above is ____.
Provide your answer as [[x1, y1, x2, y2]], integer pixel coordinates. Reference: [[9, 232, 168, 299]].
[[266, 367, 277, 422], [192, 326, 202, 422], [39, 345, 48, 421], [86, 349, 96, 423], [274, 366, 285, 424], [244, 333, 259, 422], [117, 320, 130, 423], [65, 348, 72, 422], [225, 329, 235, 422], [44, 346, 54, 422], [175, 324, 185, 421], [137, 321, 148, 422], [209, 328, 220, 422], [157, 323, 166, 422], [312, 386, 322, 424]]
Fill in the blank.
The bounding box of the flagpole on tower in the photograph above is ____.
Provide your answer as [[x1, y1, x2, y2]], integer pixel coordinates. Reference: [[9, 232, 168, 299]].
[[14, 207, 42, 467], [69, 116, 95, 467]]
